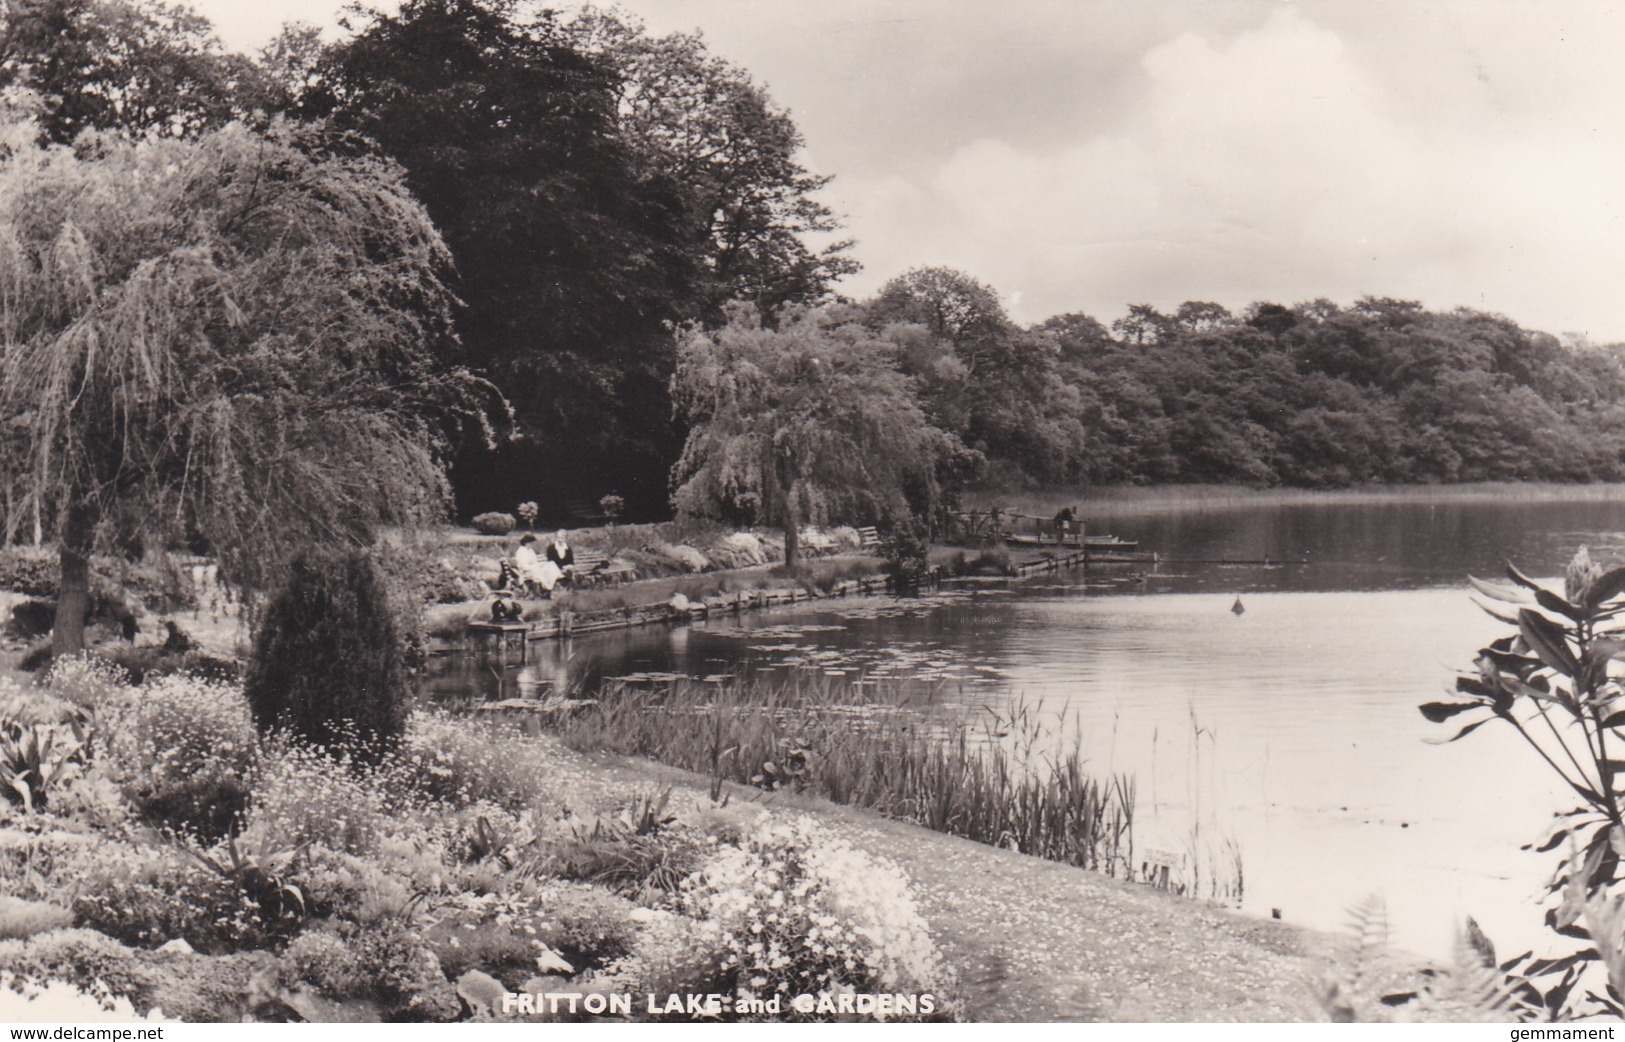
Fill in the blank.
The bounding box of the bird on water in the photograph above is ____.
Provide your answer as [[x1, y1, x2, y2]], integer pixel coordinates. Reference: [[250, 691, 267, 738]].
[[1231, 596, 1245, 616]]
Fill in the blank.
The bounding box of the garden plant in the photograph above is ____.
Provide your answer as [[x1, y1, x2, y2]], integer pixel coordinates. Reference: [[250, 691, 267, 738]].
[[1421, 548, 1625, 1018]]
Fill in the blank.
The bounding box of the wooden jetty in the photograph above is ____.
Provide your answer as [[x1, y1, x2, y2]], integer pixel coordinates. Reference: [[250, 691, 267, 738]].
[[953, 508, 1139, 552]]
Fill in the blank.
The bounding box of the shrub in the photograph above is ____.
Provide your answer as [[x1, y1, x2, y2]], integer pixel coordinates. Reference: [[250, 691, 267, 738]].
[[534, 883, 639, 971], [39, 656, 127, 708], [422, 915, 542, 990], [96, 672, 257, 839], [104, 673, 257, 784], [9, 598, 54, 638], [0, 829, 104, 905], [0, 928, 268, 1022], [0, 896, 73, 940], [1421, 548, 1625, 1018], [678, 816, 951, 1017], [0, 547, 59, 597], [0, 712, 93, 813], [0, 548, 194, 614], [242, 742, 393, 857], [94, 645, 241, 686], [70, 841, 298, 954], [133, 769, 248, 842], [879, 516, 932, 585], [471, 512, 517, 536], [293, 844, 421, 927], [530, 804, 711, 903], [390, 712, 561, 810], [286, 919, 459, 1019], [589, 909, 733, 1012], [244, 551, 407, 761]]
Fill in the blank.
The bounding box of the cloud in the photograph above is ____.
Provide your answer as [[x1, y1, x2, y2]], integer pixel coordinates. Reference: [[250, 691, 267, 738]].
[[833, 6, 1625, 339]]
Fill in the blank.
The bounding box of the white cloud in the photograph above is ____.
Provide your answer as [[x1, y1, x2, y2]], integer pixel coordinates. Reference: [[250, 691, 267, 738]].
[[833, 6, 1625, 339]]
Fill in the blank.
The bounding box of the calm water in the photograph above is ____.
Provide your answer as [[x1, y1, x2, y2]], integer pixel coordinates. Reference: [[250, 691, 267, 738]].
[[428, 493, 1625, 958]]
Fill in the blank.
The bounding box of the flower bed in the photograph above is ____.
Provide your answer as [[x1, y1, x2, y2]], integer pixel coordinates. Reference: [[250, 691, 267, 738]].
[[0, 661, 955, 1023]]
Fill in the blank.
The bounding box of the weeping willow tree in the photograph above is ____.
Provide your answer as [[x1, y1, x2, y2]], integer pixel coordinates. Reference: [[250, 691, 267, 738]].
[[0, 118, 497, 657], [671, 304, 969, 572]]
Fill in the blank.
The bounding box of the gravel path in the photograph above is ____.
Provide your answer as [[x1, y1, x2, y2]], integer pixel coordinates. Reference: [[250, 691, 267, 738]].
[[567, 745, 1336, 1023]]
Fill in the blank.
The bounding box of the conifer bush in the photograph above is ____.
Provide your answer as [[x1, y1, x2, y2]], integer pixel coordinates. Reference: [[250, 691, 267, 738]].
[[244, 552, 407, 762]]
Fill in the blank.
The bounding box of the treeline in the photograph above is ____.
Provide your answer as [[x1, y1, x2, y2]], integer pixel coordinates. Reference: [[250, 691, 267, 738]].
[[859, 273, 1625, 489], [6, 0, 1624, 524]]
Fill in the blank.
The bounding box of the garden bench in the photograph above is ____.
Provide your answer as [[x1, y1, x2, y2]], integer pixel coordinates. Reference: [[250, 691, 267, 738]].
[[566, 498, 608, 524], [572, 549, 635, 587], [856, 525, 881, 550]]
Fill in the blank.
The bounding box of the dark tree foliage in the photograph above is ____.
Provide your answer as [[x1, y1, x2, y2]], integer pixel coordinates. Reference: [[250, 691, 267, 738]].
[[0, 0, 266, 141], [244, 552, 407, 761], [304, 0, 703, 520]]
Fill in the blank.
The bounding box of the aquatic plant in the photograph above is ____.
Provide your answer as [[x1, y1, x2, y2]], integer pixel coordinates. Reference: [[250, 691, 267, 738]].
[[1422, 546, 1625, 1015], [552, 674, 1135, 879]]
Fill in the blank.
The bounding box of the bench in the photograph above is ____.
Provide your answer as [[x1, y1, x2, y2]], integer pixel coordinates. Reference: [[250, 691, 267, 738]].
[[856, 525, 881, 549], [571, 549, 636, 588], [566, 498, 609, 525]]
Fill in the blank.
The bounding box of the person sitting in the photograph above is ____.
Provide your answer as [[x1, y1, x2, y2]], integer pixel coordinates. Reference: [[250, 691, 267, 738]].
[[546, 529, 575, 575], [514, 533, 564, 598], [496, 558, 521, 592]]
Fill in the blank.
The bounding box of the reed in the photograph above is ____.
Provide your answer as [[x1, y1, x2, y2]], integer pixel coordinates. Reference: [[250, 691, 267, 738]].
[[550, 673, 1136, 878]]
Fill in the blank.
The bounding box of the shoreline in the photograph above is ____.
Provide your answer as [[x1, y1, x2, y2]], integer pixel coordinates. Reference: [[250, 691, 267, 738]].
[[975, 480, 1625, 519], [436, 546, 1122, 656]]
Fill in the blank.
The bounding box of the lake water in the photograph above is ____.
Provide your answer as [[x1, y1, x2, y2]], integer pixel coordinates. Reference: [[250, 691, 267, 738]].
[[428, 492, 1625, 959]]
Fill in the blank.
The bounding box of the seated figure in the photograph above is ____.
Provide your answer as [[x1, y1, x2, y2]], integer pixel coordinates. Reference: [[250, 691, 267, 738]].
[[546, 530, 575, 571], [514, 534, 563, 597]]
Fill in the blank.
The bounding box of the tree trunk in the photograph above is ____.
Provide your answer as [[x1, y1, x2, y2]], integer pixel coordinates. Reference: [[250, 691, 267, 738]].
[[783, 519, 800, 575], [52, 506, 93, 660]]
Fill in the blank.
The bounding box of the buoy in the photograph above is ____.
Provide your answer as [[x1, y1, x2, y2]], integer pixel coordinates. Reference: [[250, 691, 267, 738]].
[[1231, 596, 1245, 616]]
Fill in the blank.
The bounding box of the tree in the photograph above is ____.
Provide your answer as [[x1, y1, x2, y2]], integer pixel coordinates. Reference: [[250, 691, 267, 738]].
[[308, 0, 702, 519], [245, 550, 407, 760], [869, 267, 1015, 375], [0, 120, 494, 657], [0, 0, 262, 142], [671, 306, 966, 571], [867, 268, 1088, 484], [568, 8, 858, 320]]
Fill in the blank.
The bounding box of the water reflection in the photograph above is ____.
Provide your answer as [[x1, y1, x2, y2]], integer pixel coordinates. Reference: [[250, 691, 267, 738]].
[[423, 493, 1625, 959]]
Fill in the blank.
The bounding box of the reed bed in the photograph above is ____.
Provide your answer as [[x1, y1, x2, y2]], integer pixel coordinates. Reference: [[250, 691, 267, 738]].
[[980, 481, 1625, 520], [550, 673, 1136, 878]]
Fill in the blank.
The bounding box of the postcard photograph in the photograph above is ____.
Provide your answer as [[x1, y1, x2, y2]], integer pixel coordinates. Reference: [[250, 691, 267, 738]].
[[2, 0, 1625, 1028]]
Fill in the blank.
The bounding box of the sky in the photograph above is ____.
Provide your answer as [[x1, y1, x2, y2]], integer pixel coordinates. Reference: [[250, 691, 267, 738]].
[[190, 0, 1625, 341]]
